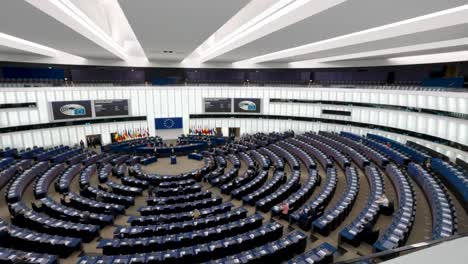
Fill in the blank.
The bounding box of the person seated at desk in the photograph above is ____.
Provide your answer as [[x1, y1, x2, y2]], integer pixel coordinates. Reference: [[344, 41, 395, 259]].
[[376, 195, 389, 207], [96, 192, 104, 202], [82, 211, 91, 223], [359, 217, 379, 243], [280, 202, 292, 217], [194, 170, 202, 182], [192, 209, 201, 219], [12, 253, 27, 264], [376, 194, 394, 215]]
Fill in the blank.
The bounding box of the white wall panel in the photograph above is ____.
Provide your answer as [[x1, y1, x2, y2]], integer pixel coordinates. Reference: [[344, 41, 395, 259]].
[[1, 86, 467, 160]]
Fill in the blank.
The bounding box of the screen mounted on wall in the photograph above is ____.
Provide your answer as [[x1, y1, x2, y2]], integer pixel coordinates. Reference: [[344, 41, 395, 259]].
[[233, 98, 261, 113], [51, 100, 92, 120], [94, 99, 129, 117], [204, 98, 232, 113]]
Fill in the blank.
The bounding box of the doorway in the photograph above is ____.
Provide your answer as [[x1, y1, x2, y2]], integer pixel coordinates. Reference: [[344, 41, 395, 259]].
[[86, 134, 102, 148], [228, 127, 240, 138]]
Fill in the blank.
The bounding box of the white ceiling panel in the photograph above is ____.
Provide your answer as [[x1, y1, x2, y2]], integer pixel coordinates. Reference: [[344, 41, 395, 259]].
[[0, 45, 45, 57], [282, 23, 468, 62], [0, 0, 466, 68], [218, 0, 468, 62], [118, 0, 250, 62], [0, 0, 117, 59]]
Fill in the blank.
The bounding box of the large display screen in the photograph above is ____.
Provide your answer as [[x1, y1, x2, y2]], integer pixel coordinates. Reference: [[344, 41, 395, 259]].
[[233, 98, 261, 113], [94, 99, 129, 117], [51, 100, 92, 120], [204, 98, 232, 113]]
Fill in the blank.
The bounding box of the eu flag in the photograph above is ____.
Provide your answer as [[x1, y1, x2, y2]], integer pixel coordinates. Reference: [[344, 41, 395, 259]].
[[155, 117, 183, 130]]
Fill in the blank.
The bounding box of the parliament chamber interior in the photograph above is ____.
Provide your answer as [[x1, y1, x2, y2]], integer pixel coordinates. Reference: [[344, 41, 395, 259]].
[[0, 1, 468, 263]]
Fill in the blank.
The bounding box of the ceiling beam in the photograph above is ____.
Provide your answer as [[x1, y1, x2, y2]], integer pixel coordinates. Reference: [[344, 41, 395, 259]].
[[290, 38, 468, 67], [0, 31, 84, 60], [183, 0, 348, 65], [25, 0, 134, 61], [235, 4, 468, 66]]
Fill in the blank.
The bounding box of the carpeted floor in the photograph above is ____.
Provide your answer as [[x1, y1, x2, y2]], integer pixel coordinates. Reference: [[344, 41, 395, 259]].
[[3, 153, 467, 264]]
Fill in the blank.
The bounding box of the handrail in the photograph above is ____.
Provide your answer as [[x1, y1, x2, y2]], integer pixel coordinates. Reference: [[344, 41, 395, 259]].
[[336, 232, 468, 263]]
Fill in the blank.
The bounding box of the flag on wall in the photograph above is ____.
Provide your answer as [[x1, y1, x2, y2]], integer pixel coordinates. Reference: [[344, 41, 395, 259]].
[[155, 117, 183, 130]]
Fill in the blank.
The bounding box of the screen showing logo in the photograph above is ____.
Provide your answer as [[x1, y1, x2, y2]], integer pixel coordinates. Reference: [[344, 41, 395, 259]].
[[51, 100, 92, 120], [238, 100, 257, 111], [233, 98, 261, 113], [60, 104, 87, 116]]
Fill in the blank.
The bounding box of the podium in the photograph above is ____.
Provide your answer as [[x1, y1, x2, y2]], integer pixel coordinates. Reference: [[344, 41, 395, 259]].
[[170, 155, 177, 164]]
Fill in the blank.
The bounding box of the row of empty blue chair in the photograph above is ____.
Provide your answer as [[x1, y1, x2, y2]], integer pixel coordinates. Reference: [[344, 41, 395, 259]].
[[313, 166, 360, 236], [6, 161, 49, 203], [430, 158, 468, 210], [220, 167, 258, 194], [17, 147, 44, 159], [0, 157, 15, 170], [8, 202, 99, 242], [243, 170, 285, 206], [272, 169, 319, 218], [231, 170, 269, 199], [339, 132, 389, 167], [81, 186, 135, 206], [256, 169, 300, 212], [373, 165, 415, 251], [127, 203, 238, 227], [287, 242, 337, 264], [82, 153, 105, 167], [0, 218, 80, 257], [80, 221, 284, 263], [98, 163, 112, 183], [268, 144, 301, 170], [239, 152, 255, 169], [364, 138, 410, 166], [0, 246, 57, 264], [340, 166, 386, 246], [55, 164, 82, 193], [209, 230, 308, 264], [79, 164, 97, 189], [99, 214, 264, 255], [107, 180, 144, 196], [250, 149, 270, 170], [302, 133, 351, 169], [122, 175, 149, 189], [259, 147, 285, 171], [278, 141, 316, 169], [228, 154, 241, 168], [0, 147, 18, 158], [291, 168, 338, 230], [146, 190, 211, 205], [50, 148, 81, 164], [367, 133, 430, 165], [0, 159, 33, 189], [34, 163, 66, 199], [318, 131, 370, 169], [138, 197, 223, 215], [64, 192, 125, 215], [37, 197, 114, 227], [289, 137, 332, 169], [407, 163, 456, 239]]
